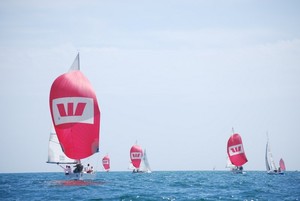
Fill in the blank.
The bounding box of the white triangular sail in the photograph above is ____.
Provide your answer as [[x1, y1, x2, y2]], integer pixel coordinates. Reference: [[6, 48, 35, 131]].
[[139, 149, 151, 173], [68, 53, 80, 71], [47, 125, 77, 164], [265, 141, 271, 171], [226, 156, 236, 169], [265, 139, 277, 172], [128, 162, 135, 170]]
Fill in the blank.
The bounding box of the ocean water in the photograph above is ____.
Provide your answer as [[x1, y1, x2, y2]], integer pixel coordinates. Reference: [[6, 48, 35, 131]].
[[0, 171, 299, 200]]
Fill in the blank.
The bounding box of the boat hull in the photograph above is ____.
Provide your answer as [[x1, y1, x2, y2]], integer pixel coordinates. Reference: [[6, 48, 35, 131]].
[[65, 172, 96, 180], [267, 171, 284, 175], [231, 169, 246, 174], [132, 170, 151, 174]]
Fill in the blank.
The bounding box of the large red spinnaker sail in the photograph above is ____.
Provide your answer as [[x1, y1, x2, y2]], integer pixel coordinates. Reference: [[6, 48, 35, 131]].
[[130, 145, 143, 168], [227, 133, 248, 166], [279, 158, 286, 171], [102, 155, 110, 171], [49, 70, 100, 160]]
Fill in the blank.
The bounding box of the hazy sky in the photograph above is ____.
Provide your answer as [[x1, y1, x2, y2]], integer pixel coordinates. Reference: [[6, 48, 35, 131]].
[[1, 0, 300, 173]]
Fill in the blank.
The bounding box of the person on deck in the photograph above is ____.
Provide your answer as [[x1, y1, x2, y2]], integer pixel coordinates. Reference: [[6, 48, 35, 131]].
[[73, 163, 83, 173], [58, 164, 72, 175], [85, 164, 94, 173], [87, 166, 94, 173], [66, 165, 72, 174]]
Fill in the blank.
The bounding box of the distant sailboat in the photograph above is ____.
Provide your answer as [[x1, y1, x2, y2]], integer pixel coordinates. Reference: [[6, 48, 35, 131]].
[[279, 158, 286, 172], [265, 136, 284, 175], [129, 144, 151, 173], [102, 155, 110, 172], [227, 132, 248, 174], [48, 53, 100, 180]]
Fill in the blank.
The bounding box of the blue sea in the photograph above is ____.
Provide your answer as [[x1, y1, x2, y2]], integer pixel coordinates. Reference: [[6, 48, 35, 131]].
[[1, 171, 299, 200]]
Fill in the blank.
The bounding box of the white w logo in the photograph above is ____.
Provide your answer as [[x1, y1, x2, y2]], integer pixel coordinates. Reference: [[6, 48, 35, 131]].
[[52, 97, 94, 125], [131, 152, 142, 159], [102, 159, 109, 165], [228, 144, 244, 156]]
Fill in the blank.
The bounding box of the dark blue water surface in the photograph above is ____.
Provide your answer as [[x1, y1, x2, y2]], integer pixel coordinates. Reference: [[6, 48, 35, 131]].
[[0, 171, 299, 200]]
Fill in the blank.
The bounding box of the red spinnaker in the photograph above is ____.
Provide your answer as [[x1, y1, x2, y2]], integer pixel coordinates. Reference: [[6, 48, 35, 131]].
[[102, 155, 110, 171], [279, 158, 286, 171], [227, 133, 248, 166], [49, 70, 100, 160], [130, 145, 143, 168]]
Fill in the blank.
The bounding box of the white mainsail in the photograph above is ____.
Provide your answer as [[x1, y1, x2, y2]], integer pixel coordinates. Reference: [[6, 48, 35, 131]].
[[128, 162, 135, 171], [139, 149, 151, 173], [47, 125, 76, 164], [225, 156, 236, 169], [265, 139, 277, 172]]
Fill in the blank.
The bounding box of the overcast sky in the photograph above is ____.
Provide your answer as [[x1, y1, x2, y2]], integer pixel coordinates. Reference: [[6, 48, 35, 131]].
[[0, 0, 300, 173]]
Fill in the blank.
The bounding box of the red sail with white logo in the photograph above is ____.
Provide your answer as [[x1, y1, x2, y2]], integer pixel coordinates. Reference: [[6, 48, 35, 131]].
[[130, 145, 143, 168], [102, 155, 110, 171], [227, 133, 248, 166], [49, 55, 100, 160]]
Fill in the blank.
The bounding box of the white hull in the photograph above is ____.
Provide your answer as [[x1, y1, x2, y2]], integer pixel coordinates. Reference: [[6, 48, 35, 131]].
[[65, 172, 96, 180], [267, 171, 284, 175], [231, 169, 246, 174], [228, 164, 245, 174], [132, 169, 151, 174]]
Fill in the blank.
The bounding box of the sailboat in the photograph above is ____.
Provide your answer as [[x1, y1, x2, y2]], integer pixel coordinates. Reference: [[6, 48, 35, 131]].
[[279, 158, 286, 172], [129, 144, 151, 173], [226, 132, 248, 174], [48, 53, 100, 180], [102, 155, 110, 172], [265, 137, 284, 175]]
